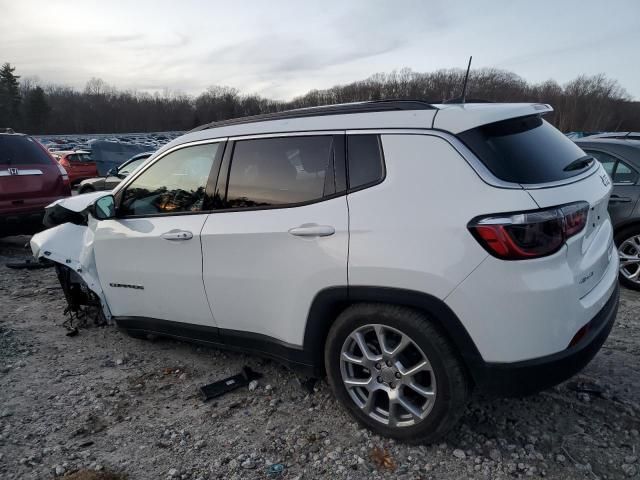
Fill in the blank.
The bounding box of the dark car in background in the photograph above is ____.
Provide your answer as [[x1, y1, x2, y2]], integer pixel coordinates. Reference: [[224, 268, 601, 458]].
[[0, 130, 72, 236], [586, 132, 640, 141], [78, 151, 152, 194], [576, 138, 640, 290]]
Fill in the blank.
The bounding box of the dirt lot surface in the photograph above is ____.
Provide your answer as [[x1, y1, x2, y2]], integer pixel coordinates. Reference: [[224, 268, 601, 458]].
[[1, 235, 639, 480]]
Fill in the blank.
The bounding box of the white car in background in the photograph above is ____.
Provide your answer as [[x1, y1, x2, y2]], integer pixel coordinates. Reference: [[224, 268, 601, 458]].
[[31, 100, 619, 443]]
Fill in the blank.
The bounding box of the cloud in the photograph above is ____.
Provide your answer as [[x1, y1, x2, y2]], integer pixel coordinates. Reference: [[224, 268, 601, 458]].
[[104, 34, 145, 43]]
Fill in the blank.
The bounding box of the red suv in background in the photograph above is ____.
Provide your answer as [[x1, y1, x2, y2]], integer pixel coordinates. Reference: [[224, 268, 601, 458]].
[[52, 150, 98, 185], [1, 130, 72, 236]]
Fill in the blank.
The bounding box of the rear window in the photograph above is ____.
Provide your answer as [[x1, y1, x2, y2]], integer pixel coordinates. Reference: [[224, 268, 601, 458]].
[[69, 153, 93, 163], [458, 115, 588, 184], [0, 135, 53, 166]]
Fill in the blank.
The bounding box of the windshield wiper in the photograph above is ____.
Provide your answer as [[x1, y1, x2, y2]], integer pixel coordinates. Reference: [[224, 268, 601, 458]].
[[563, 155, 594, 172]]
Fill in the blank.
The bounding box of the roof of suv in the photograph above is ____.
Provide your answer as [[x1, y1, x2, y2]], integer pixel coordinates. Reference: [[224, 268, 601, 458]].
[[157, 100, 553, 158]]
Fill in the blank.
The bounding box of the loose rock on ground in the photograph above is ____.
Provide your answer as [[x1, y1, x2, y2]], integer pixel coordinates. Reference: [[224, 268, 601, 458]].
[[1, 235, 639, 479]]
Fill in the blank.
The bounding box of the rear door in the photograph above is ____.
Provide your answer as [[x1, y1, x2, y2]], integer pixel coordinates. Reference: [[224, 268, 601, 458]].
[[581, 148, 640, 225], [94, 141, 224, 327], [200, 134, 348, 348], [458, 115, 614, 298]]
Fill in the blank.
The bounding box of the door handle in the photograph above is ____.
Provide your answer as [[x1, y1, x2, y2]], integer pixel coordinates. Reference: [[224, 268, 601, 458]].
[[161, 230, 193, 241], [288, 224, 335, 237], [609, 195, 632, 203]]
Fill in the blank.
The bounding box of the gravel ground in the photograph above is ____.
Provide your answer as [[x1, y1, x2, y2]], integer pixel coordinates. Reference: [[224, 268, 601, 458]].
[[1, 235, 639, 480]]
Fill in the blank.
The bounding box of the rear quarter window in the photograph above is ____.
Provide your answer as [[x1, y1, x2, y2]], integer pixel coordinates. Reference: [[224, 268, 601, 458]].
[[347, 134, 384, 190], [458, 115, 588, 184], [0, 135, 53, 166]]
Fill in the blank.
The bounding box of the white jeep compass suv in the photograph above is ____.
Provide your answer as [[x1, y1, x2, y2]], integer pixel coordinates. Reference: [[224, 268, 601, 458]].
[[32, 100, 620, 443]]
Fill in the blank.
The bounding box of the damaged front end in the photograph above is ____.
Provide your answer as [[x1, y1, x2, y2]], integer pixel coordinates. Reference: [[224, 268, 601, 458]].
[[31, 193, 112, 325]]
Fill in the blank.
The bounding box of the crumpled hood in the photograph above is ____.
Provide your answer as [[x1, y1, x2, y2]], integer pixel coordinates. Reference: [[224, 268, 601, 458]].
[[47, 191, 110, 213], [42, 191, 111, 228]]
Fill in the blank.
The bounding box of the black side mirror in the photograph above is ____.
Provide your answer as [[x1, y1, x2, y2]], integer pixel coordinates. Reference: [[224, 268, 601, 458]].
[[93, 195, 116, 220]]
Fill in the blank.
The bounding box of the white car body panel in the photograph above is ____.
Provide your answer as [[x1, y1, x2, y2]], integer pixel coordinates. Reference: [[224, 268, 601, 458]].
[[93, 215, 216, 326], [347, 134, 537, 299], [201, 196, 348, 345], [432, 103, 553, 134], [445, 243, 618, 362], [30, 219, 111, 319]]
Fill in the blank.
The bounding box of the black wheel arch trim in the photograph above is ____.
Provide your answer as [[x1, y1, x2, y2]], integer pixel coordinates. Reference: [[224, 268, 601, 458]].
[[302, 286, 486, 382], [614, 218, 640, 238]]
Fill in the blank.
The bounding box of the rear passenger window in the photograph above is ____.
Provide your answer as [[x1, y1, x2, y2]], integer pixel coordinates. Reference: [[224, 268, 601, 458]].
[[347, 135, 384, 190], [614, 162, 638, 184], [588, 151, 616, 178], [586, 150, 639, 184], [226, 136, 334, 208]]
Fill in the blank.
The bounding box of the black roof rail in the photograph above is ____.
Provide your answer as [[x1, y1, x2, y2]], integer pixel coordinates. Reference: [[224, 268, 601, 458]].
[[442, 97, 493, 104], [190, 100, 437, 132]]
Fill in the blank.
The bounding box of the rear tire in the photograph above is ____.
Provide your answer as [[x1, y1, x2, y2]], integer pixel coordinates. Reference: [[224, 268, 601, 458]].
[[325, 303, 471, 444], [615, 225, 640, 291]]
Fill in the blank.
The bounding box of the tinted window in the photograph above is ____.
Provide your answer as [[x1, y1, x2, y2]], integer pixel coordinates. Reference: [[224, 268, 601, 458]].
[[0, 135, 52, 165], [347, 135, 384, 189], [586, 149, 639, 184], [226, 136, 333, 208], [69, 153, 93, 163], [614, 161, 638, 184], [120, 143, 218, 216], [458, 116, 588, 184], [587, 150, 616, 177]]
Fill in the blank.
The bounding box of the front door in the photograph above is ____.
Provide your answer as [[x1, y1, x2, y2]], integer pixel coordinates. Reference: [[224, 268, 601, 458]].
[[94, 141, 224, 327]]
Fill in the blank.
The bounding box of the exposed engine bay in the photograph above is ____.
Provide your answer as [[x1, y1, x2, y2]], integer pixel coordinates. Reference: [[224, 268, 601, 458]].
[[31, 192, 113, 325]]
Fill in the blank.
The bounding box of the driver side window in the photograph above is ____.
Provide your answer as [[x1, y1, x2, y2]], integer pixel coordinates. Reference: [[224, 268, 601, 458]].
[[120, 143, 219, 216]]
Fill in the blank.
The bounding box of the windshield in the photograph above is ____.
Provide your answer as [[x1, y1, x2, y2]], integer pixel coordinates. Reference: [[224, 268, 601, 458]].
[[458, 115, 589, 184]]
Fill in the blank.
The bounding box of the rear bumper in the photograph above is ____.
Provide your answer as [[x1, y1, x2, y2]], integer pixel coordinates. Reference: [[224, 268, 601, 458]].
[[476, 283, 619, 396]]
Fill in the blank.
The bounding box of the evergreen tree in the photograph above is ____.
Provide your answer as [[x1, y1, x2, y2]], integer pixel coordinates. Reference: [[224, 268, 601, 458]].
[[0, 63, 22, 127], [24, 86, 50, 133]]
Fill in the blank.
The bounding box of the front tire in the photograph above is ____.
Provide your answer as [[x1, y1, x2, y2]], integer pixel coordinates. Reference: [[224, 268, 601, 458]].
[[325, 304, 471, 444], [615, 225, 640, 291]]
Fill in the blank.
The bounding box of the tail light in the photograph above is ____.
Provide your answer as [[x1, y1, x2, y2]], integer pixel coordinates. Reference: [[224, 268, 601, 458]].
[[468, 202, 589, 260], [57, 163, 72, 195]]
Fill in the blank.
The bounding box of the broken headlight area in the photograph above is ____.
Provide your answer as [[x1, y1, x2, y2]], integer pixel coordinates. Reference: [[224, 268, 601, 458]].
[[55, 264, 108, 332], [43, 202, 88, 228]]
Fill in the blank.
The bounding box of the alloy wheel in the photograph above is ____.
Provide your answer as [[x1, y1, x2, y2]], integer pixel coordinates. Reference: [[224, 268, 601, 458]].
[[339, 324, 436, 428], [618, 234, 640, 285]]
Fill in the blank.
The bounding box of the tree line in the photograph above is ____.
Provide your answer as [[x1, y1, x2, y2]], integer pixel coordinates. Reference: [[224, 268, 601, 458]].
[[1, 62, 638, 135]]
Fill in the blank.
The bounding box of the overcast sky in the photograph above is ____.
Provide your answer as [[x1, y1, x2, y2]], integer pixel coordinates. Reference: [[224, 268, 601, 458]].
[[1, 0, 639, 100]]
